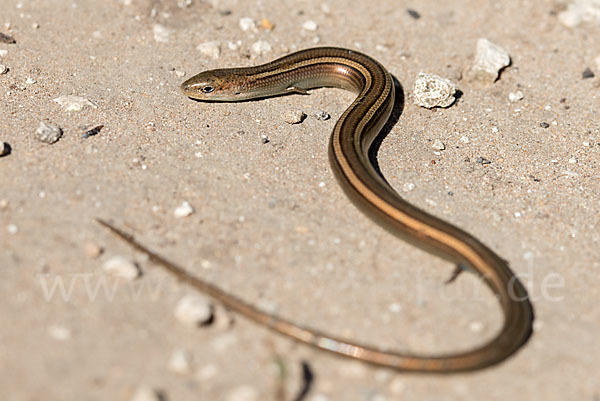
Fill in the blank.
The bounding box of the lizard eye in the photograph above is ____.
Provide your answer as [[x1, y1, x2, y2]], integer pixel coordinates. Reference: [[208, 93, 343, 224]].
[[202, 86, 215, 93]]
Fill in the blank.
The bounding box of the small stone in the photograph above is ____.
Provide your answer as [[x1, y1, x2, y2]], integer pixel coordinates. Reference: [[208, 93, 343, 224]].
[[174, 201, 194, 218], [314, 110, 330, 120], [25, 77, 36, 84], [197, 41, 220, 59], [406, 9, 421, 19], [35, 121, 63, 144], [85, 242, 103, 258], [7, 224, 18, 234], [582, 67, 595, 79], [102, 256, 140, 280], [81, 125, 103, 139], [282, 110, 306, 124], [239, 17, 256, 32], [53, 95, 96, 111], [177, 0, 192, 8], [260, 18, 275, 30], [508, 91, 524, 102], [302, 20, 318, 31], [153, 24, 173, 43], [260, 134, 269, 144], [402, 182, 415, 192], [0, 141, 10, 156], [0, 49, 7, 57], [540, 122, 550, 128], [0, 32, 16, 44], [130, 386, 163, 401], [558, 0, 600, 27], [251, 40, 272, 55], [226, 386, 259, 401], [413, 72, 457, 108], [48, 325, 71, 341], [476, 157, 491, 165], [174, 295, 214, 327], [469, 38, 511, 82], [168, 348, 193, 374], [0, 64, 7, 74], [432, 139, 446, 150]]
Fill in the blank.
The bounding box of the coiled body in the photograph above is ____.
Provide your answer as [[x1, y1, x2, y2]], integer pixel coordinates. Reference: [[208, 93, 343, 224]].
[[103, 47, 533, 373]]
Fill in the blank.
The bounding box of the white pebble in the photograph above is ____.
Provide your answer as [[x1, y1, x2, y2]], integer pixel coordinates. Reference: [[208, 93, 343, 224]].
[[153, 24, 173, 43], [413, 72, 457, 108], [174, 201, 194, 218], [102, 256, 140, 280], [25, 77, 36, 84], [53, 95, 96, 111], [239, 17, 256, 32], [7, 224, 18, 234], [460, 135, 470, 143], [0, 141, 9, 156], [130, 386, 162, 401], [282, 110, 306, 124], [251, 40, 272, 55], [558, 0, 600, 27], [0, 49, 7, 57], [470, 38, 510, 82], [168, 348, 193, 374], [432, 139, 446, 150], [402, 182, 415, 192], [508, 90, 524, 102], [227, 40, 241, 51], [48, 325, 71, 341], [196, 41, 220, 59], [35, 121, 63, 144], [177, 0, 192, 8], [226, 385, 259, 401], [0, 64, 7, 74], [174, 295, 214, 326], [302, 20, 318, 31]]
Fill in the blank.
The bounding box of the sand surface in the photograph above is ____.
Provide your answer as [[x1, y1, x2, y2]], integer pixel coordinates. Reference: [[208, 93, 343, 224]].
[[1, 0, 599, 400]]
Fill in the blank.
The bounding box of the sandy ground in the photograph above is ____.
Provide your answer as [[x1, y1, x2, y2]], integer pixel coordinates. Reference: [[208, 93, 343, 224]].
[[1, 0, 599, 400]]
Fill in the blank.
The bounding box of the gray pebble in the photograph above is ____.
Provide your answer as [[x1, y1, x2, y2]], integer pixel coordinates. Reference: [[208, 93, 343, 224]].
[[81, 125, 103, 139], [540, 122, 550, 128], [35, 121, 63, 144], [314, 110, 331, 120], [476, 157, 491, 165], [260, 134, 270, 144], [0, 32, 16, 44], [282, 110, 306, 124], [413, 73, 457, 108], [582, 67, 595, 79]]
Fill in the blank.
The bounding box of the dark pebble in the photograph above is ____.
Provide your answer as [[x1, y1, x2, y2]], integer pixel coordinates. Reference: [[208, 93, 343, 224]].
[[0, 32, 16, 44], [407, 9, 421, 19], [540, 122, 550, 128], [582, 68, 594, 79], [476, 157, 491, 165], [81, 125, 104, 139]]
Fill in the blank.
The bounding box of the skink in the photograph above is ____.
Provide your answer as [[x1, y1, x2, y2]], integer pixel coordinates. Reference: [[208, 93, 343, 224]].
[[99, 46, 533, 372]]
